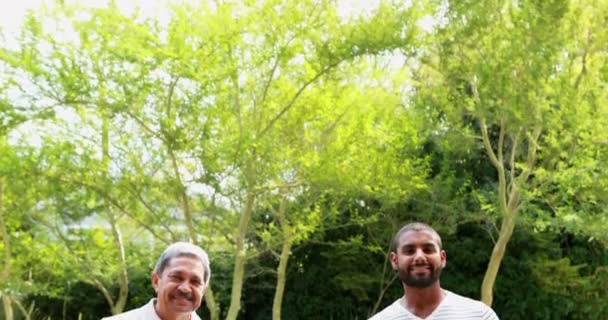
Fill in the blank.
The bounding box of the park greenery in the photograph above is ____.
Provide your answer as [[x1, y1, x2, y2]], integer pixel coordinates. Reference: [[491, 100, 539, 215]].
[[0, 0, 607, 319]]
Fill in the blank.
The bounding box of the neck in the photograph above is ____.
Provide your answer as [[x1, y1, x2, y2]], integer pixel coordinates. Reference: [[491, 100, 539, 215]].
[[402, 282, 445, 318]]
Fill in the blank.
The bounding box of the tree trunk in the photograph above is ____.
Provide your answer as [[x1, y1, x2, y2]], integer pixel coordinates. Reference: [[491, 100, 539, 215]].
[[0, 178, 9, 280], [272, 238, 293, 320], [2, 295, 13, 320], [477, 115, 537, 306], [481, 213, 517, 306], [205, 287, 221, 320], [108, 214, 129, 314], [101, 109, 129, 314], [0, 179, 14, 320], [481, 182, 522, 306], [272, 195, 292, 320], [225, 192, 256, 320]]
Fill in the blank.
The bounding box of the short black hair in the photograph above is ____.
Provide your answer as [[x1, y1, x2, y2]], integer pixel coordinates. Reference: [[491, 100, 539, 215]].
[[391, 222, 443, 253]]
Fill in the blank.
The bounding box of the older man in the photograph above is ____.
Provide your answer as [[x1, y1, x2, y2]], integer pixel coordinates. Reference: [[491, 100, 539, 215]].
[[103, 242, 210, 320]]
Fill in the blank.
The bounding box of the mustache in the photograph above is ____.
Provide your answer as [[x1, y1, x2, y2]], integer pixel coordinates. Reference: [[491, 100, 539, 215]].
[[173, 290, 194, 301]]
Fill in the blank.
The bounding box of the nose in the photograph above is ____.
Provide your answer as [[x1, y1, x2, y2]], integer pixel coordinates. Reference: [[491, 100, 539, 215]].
[[177, 281, 192, 292], [413, 248, 426, 264]]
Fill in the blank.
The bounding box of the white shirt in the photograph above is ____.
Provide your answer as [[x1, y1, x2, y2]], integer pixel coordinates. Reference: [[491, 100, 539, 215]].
[[101, 299, 202, 320], [369, 290, 499, 320]]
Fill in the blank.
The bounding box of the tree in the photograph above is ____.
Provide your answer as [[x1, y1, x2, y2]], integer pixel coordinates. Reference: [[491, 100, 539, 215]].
[[0, 139, 65, 320], [1, 1, 428, 319], [413, 0, 608, 306]]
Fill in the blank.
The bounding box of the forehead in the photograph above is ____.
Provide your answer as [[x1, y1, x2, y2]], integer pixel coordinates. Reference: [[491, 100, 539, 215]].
[[164, 256, 206, 278], [396, 230, 440, 248]]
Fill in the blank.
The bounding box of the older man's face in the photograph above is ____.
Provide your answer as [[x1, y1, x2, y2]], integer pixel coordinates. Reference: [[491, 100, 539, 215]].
[[152, 256, 208, 316]]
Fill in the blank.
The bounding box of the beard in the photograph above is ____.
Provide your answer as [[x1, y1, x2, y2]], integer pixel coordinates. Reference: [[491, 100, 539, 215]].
[[398, 264, 442, 288]]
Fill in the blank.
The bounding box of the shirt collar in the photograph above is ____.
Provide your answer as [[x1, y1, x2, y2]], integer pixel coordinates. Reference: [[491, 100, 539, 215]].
[[146, 299, 199, 320]]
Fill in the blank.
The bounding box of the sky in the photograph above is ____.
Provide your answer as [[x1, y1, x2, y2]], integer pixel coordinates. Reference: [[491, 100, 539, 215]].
[[0, 0, 167, 39], [0, 0, 42, 33], [0, 0, 385, 37]]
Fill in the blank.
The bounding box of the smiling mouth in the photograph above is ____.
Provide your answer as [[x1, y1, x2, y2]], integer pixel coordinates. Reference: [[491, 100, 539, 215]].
[[172, 296, 194, 306], [409, 265, 431, 273], [172, 292, 194, 302]]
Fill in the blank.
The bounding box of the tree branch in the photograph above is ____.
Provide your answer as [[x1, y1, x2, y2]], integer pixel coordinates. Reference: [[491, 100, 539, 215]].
[[124, 183, 179, 239], [507, 130, 521, 195], [163, 76, 197, 244], [124, 110, 165, 142], [13, 299, 34, 320], [260, 53, 281, 108], [573, 49, 587, 89], [168, 148, 196, 243], [107, 210, 129, 314], [479, 118, 502, 170], [258, 61, 340, 138], [93, 279, 115, 312], [473, 74, 501, 171], [497, 118, 505, 166], [520, 127, 542, 183]]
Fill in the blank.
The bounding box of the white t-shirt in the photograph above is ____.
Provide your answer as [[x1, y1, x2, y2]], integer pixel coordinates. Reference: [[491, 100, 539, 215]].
[[369, 290, 499, 320], [101, 299, 202, 320]]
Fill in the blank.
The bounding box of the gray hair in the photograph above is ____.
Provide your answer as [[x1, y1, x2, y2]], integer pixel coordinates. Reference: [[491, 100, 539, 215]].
[[391, 222, 443, 253], [154, 242, 211, 283]]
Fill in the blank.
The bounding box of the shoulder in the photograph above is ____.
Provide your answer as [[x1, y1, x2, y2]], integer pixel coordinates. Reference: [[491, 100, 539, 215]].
[[101, 308, 143, 320], [101, 300, 202, 320], [101, 310, 139, 320], [368, 298, 407, 320], [442, 291, 499, 320]]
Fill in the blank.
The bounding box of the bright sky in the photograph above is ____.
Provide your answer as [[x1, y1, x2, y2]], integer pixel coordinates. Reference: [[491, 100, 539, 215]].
[[0, 0, 43, 33], [0, 0, 167, 36], [0, 0, 385, 36]]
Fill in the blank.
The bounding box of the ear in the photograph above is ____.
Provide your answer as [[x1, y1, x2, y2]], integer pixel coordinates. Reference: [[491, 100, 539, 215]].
[[151, 272, 160, 293], [389, 252, 398, 271], [440, 250, 447, 268]]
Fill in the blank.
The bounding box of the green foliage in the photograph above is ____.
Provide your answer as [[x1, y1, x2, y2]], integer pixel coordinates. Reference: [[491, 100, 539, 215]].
[[0, 0, 606, 319]]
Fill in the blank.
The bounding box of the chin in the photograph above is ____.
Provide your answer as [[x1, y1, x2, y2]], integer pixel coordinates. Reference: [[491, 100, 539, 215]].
[[170, 300, 196, 310], [172, 305, 195, 313]]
